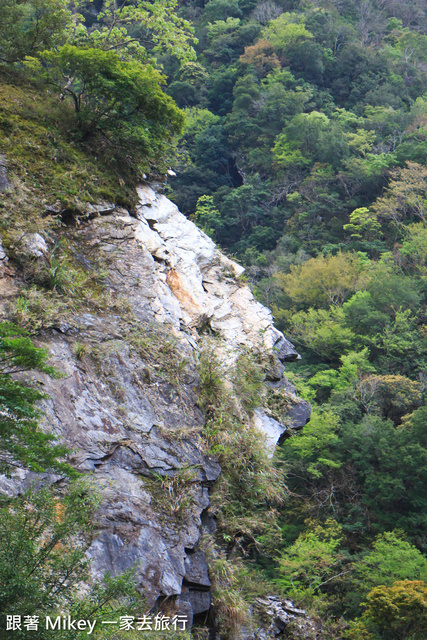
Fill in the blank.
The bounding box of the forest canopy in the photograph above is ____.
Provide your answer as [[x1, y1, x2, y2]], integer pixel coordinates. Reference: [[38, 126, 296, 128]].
[[164, 0, 427, 635]]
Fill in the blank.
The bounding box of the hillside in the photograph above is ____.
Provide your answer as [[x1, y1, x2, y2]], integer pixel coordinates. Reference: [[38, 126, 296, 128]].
[[0, 1, 426, 639]]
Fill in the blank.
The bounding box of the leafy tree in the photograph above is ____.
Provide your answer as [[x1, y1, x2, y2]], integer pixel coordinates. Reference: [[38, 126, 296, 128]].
[[0, 323, 72, 477], [0, 322, 57, 376], [262, 13, 314, 56], [240, 39, 281, 77], [273, 111, 348, 169], [193, 194, 224, 239], [343, 208, 383, 246], [338, 412, 427, 538], [399, 222, 427, 275], [353, 531, 427, 591], [372, 161, 427, 226], [0, 0, 72, 64], [0, 482, 142, 640], [279, 402, 427, 543], [28, 45, 184, 168], [74, 0, 196, 63], [281, 409, 341, 479], [349, 580, 427, 640], [367, 374, 422, 422], [286, 306, 357, 361], [372, 308, 425, 376], [276, 252, 368, 309], [308, 348, 375, 403], [342, 291, 389, 337], [277, 519, 345, 604], [203, 0, 242, 24]]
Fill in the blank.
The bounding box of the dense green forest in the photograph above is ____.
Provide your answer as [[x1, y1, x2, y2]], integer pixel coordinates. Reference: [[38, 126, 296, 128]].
[[1, 1, 427, 638], [164, 1, 427, 637], [166, 1, 427, 637]]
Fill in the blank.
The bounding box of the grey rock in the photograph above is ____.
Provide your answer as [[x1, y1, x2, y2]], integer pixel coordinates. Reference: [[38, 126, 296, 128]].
[[0, 185, 309, 631], [184, 550, 211, 587], [0, 155, 10, 192], [273, 335, 301, 363], [179, 589, 211, 616], [44, 203, 65, 216], [253, 596, 319, 639], [253, 410, 286, 452], [283, 399, 311, 434], [0, 239, 7, 264], [20, 232, 48, 257]]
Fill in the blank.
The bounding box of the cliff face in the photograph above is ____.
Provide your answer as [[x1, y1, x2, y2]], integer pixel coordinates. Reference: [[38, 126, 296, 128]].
[[0, 185, 310, 626]]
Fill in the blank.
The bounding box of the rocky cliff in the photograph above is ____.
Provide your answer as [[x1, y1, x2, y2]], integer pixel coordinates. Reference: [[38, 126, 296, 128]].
[[0, 184, 310, 629]]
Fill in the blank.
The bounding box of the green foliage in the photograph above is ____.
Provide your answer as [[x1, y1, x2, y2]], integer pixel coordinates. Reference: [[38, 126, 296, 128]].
[[281, 406, 427, 543], [347, 580, 427, 640], [0, 322, 74, 477], [277, 519, 345, 605], [197, 341, 284, 545], [276, 252, 368, 309], [400, 223, 427, 274], [0, 482, 143, 640], [146, 467, 199, 521], [343, 208, 382, 242], [0, 0, 72, 64], [281, 409, 341, 479], [231, 348, 265, 414], [308, 348, 375, 402], [353, 531, 427, 592], [200, 535, 250, 638], [127, 324, 190, 388], [27, 45, 184, 170], [83, 0, 196, 63], [372, 161, 427, 226], [0, 374, 71, 476], [193, 195, 224, 239], [286, 306, 357, 361], [262, 13, 314, 55], [0, 76, 137, 223], [0, 322, 57, 375]]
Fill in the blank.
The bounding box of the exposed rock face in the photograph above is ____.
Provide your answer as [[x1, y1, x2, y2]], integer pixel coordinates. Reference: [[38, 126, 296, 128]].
[[0, 154, 10, 192], [20, 232, 49, 257], [0, 185, 310, 624], [252, 597, 320, 640], [133, 184, 300, 361]]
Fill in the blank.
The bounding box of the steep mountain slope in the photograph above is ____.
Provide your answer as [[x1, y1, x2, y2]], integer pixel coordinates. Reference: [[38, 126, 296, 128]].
[[0, 180, 309, 629]]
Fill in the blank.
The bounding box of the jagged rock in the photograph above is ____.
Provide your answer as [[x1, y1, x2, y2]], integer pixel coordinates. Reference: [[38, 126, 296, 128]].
[[247, 596, 319, 640], [0, 240, 7, 264], [273, 335, 300, 363], [44, 202, 66, 216], [267, 379, 311, 440], [0, 185, 310, 626], [0, 155, 10, 192], [184, 550, 211, 587], [84, 200, 116, 217], [253, 410, 286, 451], [0, 239, 17, 296], [132, 184, 296, 367], [20, 232, 48, 257]]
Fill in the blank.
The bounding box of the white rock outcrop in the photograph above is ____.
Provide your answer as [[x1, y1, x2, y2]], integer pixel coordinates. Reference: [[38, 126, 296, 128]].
[[133, 184, 299, 363]]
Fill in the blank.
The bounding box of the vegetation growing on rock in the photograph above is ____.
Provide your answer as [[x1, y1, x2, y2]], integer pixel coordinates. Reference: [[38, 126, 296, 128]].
[[1, 0, 427, 638]]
